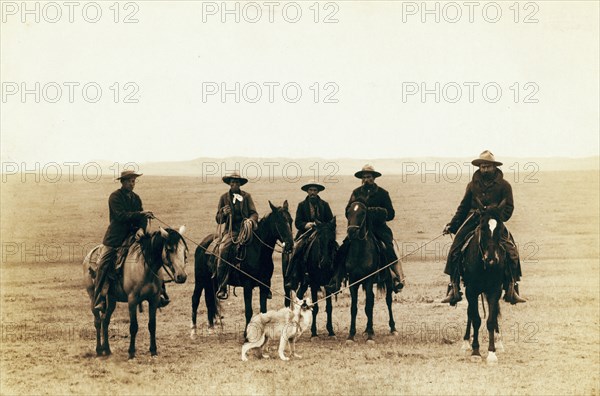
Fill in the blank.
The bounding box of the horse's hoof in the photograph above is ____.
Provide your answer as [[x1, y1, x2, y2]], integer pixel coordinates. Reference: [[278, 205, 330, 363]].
[[391, 330, 399, 336], [310, 336, 319, 342], [366, 339, 375, 345], [128, 354, 136, 360], [346, 338, 355, 344], [487, 352, 498, 365], [470, 354, 482, 363], [328, 333, 336, 338], [207, 327, 214, 335], [190, 330, 197, 340]]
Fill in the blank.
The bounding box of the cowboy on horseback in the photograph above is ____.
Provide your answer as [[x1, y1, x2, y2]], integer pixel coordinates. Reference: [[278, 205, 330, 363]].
[[285, 180, 334, 290], [441, 150, 526, 305], [93, 170, 168, 312], [215, 172, 259, 300], [333, 165, 404, 293]]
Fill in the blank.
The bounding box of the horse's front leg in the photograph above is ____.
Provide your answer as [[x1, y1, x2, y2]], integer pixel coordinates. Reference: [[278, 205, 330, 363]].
[[486, 291, 502, 364], [466, 288, 481, 362], [243, 286, 254, 339], [386, 285, 397, 335], [101, 298, 116, 356], [310, 286, 319, 338], [148, 297, 158, 357], [259, 285, 268, 314], [128, 300, 139, 359], [347, 284, 359, 342], [462, 316, 473, 352], [325, 293, 335, 337], [364, 281, 375, 343]]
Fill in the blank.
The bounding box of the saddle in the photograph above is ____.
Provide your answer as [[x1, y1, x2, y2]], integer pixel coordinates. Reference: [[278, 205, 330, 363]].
[[88, 235, 138, 279]]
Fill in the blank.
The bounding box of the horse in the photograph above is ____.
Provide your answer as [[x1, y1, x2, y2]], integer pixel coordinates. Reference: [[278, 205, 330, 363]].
[[344, 201, 397, 343], [460, 200, 508, 364], [191, 201, 294, 337], [83, 226, 188, 359], [283, 217, 338, 338]]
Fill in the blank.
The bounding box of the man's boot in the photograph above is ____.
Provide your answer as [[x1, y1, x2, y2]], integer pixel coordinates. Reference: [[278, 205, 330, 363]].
[[385, 246, 403, 293], [504, 281, 526, 304], [441, 280, 462, 305], [93, 265, 110, 312]]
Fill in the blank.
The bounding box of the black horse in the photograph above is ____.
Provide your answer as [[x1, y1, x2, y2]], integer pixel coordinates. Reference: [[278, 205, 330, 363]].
[[461, 200, 508, 364], [191, 201, 294, 336], [344, 201, 397, 343], [283, 217, 338, 338]]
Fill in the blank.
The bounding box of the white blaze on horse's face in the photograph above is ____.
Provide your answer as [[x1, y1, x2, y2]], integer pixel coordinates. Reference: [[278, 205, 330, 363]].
[[488, 219, 497, 234], [160, 227, 188, 284]]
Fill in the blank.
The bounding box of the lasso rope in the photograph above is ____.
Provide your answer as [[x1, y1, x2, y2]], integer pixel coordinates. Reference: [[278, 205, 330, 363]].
[[154, 215, 446, 307]]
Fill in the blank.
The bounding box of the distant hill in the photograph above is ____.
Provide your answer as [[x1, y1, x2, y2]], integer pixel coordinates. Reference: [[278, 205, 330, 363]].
[[127, 156, 599, 177]]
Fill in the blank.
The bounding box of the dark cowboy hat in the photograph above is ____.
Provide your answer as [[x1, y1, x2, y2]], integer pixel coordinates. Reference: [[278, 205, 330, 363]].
[[222, 172, 248, 186], [116, 170, 143, 180], [354, 164, 382, 179], [471, 150, 503, 166], [301, 180, 325, 192]]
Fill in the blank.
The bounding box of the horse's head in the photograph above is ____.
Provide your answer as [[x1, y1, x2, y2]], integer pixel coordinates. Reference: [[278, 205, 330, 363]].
[[158, 226, 188, 284], [267, 200, 294, 253], [476, 199, 506, 269], [346, 201, 367, 240]]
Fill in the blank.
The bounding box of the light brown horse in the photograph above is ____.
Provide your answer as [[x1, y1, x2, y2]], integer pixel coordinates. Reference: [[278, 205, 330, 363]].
[[83, 226, 188, 359]]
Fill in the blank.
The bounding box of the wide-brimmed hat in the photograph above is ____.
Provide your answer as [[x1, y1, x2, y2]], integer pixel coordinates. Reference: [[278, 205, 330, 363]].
[[222, 172, 248, 186], [354, 164, 382, 179], [301, 180, 325, 192], [471, 150, 503, 166], [116, 170, 143, 180]]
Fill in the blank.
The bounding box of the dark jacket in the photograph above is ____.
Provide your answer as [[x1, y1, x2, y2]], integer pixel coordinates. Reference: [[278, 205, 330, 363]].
[[216, 190, 258, 231], [102, 188, 147, 247], [448, 169, 514, 233], [294, 196, 334, 238], [346, 183, 396, 244]]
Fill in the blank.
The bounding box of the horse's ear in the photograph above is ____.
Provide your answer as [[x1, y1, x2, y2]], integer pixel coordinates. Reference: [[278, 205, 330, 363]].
[[283, 200, 289, 211], [179, 225, 186, 235], [159, 226, 169, 239], [269, 200, 277, 212]]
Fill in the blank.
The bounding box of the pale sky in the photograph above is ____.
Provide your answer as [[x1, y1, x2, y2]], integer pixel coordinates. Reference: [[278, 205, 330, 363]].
[[1, 1, 598, 164]]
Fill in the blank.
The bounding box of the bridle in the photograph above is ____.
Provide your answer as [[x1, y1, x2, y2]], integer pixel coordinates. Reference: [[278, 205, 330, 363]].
[[347, 202, 368, 240]]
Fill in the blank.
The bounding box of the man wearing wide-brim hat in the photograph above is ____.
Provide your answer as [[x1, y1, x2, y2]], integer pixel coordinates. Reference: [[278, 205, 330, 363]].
[[332, 165, 405, 293], [441, 150, 525, 305], [214, 172, 259, 299], [284, 180, 335, 290], [93, 170, 158, 312]]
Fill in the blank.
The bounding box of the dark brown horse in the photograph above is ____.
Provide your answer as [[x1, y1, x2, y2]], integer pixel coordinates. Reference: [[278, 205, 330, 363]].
[[191, 201, 294, 336], [461, 201, 507, 364], [344, 201, 397, 343], [83, 226, 188, 359], [284, 217, 338, 337]]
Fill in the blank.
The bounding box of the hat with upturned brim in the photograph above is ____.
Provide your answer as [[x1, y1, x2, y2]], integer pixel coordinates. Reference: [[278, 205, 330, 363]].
[[116, 170, 143, 180], [301, 180, 325, 192], [222, 172, 248, 186], [471, 150, 503, 166], [354, 164, 382, 179]]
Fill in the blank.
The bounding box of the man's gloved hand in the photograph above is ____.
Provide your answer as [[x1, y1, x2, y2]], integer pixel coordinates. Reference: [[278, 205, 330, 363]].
[[443, 223, 452, 235], [305, 222, 316, 230], [222, 206, 231, 215], [367, 207, 388, 223], [244, 218, 257, 230], [141, 211, 154, 219]]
